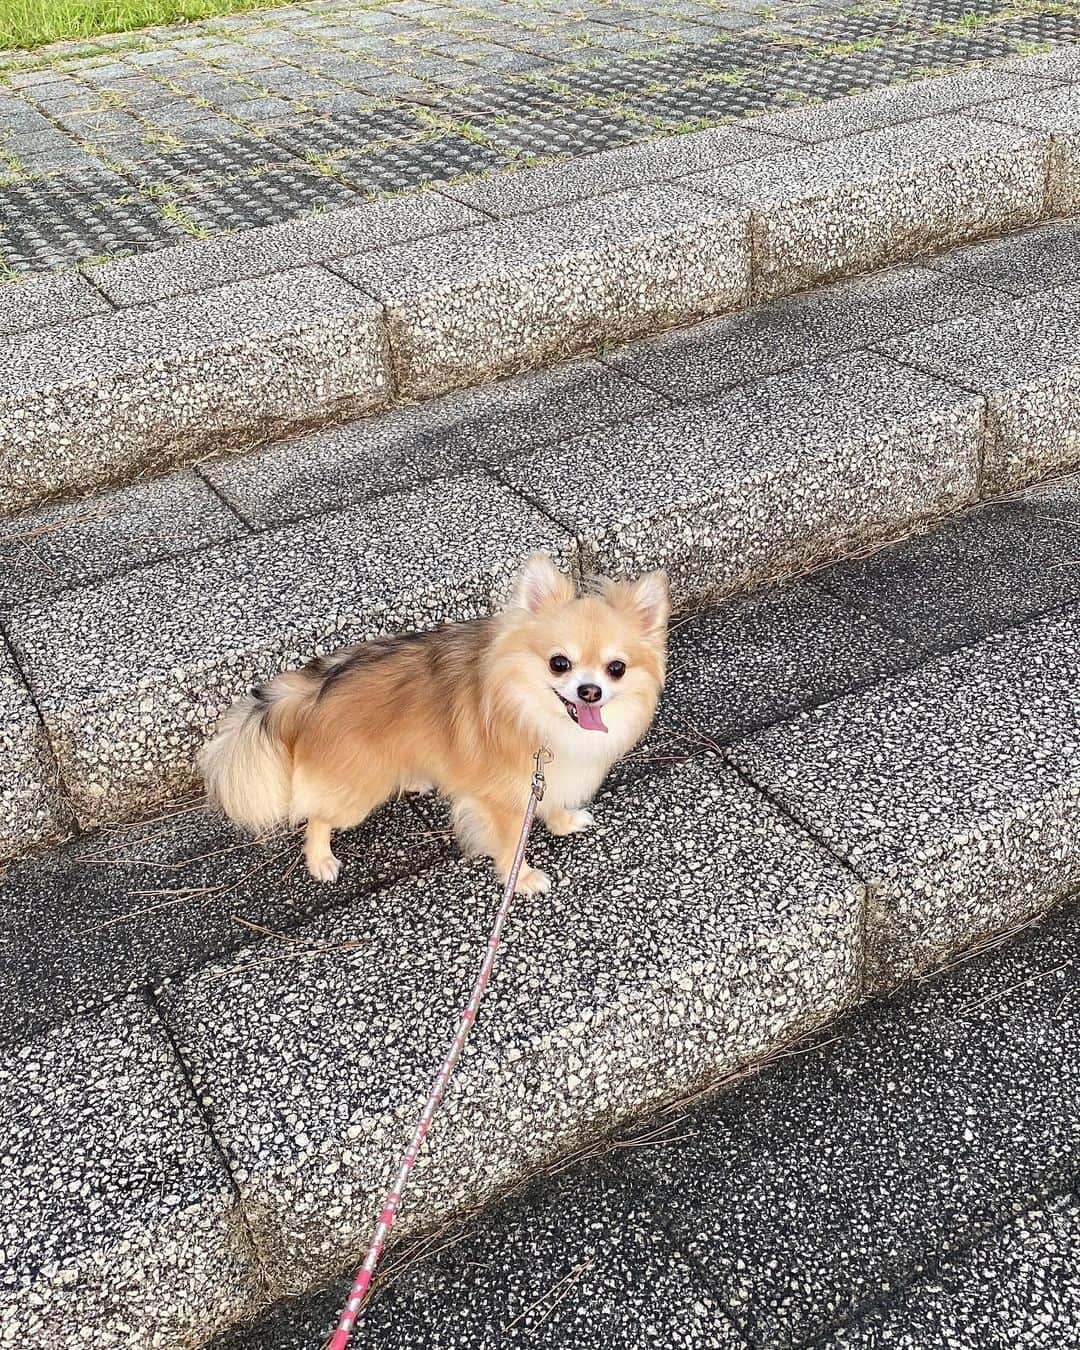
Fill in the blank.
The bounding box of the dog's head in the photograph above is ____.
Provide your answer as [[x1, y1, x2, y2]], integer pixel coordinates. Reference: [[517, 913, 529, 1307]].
[[491, 553, 669, 749]]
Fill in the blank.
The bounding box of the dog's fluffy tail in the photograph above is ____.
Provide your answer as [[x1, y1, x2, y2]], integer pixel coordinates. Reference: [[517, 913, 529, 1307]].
[[200, 670, 315, 833]]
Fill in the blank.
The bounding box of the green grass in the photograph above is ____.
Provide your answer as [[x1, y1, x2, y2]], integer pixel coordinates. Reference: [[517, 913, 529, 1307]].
[[2, 0, 318, 52]]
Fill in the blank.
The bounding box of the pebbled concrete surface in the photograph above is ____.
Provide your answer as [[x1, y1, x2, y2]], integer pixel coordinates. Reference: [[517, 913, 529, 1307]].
[[502, 349, 982, 612], [0, 266, 391, 516], [210, 895, 1080, 1350], [881, 284, 1080, 494], [0, 996, 265, 1347], [0, 795, 450, 1051], [729, 608, 1080, 986], [334, 186, 751, 399], [159, 759, 861, 1296], [0, 468, 245, 613], [202, 356, 661, 530]]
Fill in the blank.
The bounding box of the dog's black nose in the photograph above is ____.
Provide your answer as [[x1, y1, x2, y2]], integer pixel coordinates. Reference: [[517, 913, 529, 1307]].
[[577, 683, 602, 704]]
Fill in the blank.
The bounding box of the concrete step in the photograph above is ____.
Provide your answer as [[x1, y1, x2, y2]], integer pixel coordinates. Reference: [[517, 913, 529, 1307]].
[[0, 53, 1077, 516], [3, 487, 1079, 1346], [212, 900, 1080, 1350], [5, 213, 1080, 855]]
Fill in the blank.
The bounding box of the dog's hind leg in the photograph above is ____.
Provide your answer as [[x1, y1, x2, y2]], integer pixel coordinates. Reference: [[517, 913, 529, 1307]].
[[304, 817, 341, 884]]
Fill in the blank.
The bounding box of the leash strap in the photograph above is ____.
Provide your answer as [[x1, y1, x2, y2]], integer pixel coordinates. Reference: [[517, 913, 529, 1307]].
[[327, 748, 550, 1349]]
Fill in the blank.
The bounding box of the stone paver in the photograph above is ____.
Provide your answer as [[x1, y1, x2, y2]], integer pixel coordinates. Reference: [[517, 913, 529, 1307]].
[[2, 0, 1079, 277], [335, 185, 751, 398], [501, 350, 982, 611], [0, 795, 450, 1051], [0, 635, 68, 860], [687, 114, 1049, 301], [160, 758, 861, 1295], [977, 82, 1080, 214], [0, 468, 245, 612], [210, 897, 1080, 1350], [0, 997, 265, 1346], [202, 356, 661, 529], [729, 608, 1080, 985], [0, 266, 390, 516], [816, 493, 1080, 657], [881, 285, 1080, 493], [827, 1192, 1080, 1348]]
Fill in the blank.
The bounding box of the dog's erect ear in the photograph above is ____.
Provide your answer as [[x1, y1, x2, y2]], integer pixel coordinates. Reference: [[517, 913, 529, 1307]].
[[626, 571, 670, 638], [508, 553, 576, 614]]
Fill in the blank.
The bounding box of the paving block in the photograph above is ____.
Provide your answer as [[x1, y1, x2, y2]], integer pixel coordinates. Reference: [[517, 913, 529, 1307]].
[[90, 191, 484, 306], [750, 67, 1050, 144], [657, 581, 914, 747], [0, 470, 245, 613], [440, 123, 785, 219], [621, 902, 1080, 1349], [928, 217, 1080, 297], [0, 267, 390, 518], [881, 287, 1080, 494], [202, 357, 661, 529], [602, 264, 1000, 403], [0, 270, 111, 336], [685, 115, 1049, 302], [500, 351, 982, 613], [976, 84, 1080, 215], [0, 997, 265, 1347], [158, 759, 862, 1296], [728, 610, 1080, 987], [0, 638, 69, 862], [817, 493, 1080, 658], [214, 1164, 748, 1349], [333, 186, 750, 399], [0, 797, 449, 1051], [1000, 44, 1080, 82], [827, 1191, 1080, 1348], [5, 474, 575, 829]]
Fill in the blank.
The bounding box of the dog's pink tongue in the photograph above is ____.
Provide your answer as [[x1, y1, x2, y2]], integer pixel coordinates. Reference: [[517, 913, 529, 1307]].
[[576, 702, 608, 733]]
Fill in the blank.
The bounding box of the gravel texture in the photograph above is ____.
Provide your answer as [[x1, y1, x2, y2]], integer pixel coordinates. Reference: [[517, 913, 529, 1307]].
[[0, 636, 68, 861], [5, 473, 575, 826], [0, 997, 265, 1347], [927, 217, 1080, 297], [975, 82, 1080, 215], [334, 186, 751, 399], [0, 469, 245, 612], [603, 263, 1000, 402], [89, 191, 486, 307], [685, 114, 1050, 301], [729, 608, 1080, 985], [881, 285, 1080, 493], [0, 796, 449, 1051], [159, 759, 861, 1296], [817, 490, 1080, 657], [826, 1192, 1080, 1348], [0, 269, 111, 336], [501, 350, 982, 612], [0, 267, 391, 517], [201, 357, 661, 529]]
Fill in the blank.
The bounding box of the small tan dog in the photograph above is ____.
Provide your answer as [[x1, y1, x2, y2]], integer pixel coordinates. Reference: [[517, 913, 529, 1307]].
[[200, 554, 669, 894]]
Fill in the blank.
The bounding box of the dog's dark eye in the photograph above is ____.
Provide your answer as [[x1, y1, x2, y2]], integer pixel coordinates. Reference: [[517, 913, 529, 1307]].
[[549, 654, 572, 674], [607, 660, 627, 679]]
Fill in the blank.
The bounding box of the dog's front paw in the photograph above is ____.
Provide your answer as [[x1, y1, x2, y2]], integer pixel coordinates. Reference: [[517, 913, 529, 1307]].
[[547, 807, 595, 836], [306, 851, 342, 884], [514, 865, 551, 897]]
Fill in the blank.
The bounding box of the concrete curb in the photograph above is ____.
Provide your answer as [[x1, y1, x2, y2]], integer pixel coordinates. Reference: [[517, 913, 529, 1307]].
[[0, 53, 1077, 517]]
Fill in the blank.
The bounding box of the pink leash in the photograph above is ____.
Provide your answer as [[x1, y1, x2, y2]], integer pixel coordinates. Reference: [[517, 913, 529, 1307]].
[[326, 748, 550, 1349]]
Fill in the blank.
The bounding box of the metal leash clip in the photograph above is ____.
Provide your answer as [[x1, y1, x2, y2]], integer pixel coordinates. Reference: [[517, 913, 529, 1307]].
[[531, 746, 552, 803]]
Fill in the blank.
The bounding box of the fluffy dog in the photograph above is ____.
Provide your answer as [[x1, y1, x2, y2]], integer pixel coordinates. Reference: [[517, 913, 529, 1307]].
[[200, 554, 669, 894]]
